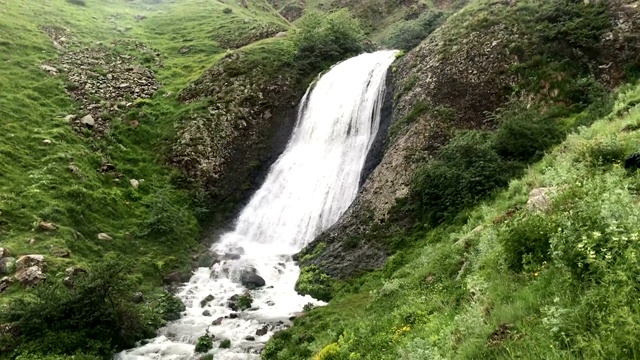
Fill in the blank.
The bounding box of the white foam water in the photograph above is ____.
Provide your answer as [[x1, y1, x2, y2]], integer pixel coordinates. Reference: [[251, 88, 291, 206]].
[[116, 50, 397, 360]]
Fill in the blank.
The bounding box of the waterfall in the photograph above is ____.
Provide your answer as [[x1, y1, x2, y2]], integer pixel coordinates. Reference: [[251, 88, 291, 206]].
[[117, 50, 397, 360]]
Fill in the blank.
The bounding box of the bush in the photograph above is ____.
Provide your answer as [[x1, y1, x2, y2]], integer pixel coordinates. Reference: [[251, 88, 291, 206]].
[[295, 265, 333, 301], [492, 104, 564, 162], [383, 10, 447, 51], [499, 213, 557, 271], [236, 293, 253, 311], [293, 10, 364, 72], [195, 335, 213, 353], [411, 131, 511, 225], [66, 0, 86, 5], [219, 339, 231, 349], [0, 260, 156, 357]]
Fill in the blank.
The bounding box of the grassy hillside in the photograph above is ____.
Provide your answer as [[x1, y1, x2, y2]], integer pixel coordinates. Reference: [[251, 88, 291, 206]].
[[265, 80, 640, 360]]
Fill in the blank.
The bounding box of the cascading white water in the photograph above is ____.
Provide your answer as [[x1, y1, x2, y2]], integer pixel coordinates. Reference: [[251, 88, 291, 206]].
[[116, 50, 397, 360]]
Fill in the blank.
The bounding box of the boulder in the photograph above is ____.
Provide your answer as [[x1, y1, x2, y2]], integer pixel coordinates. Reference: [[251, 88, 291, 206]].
[[15, 266, 46, 287], [202, 310, 212, 317], [0, 277, 12, 293], [40, 64, 58, 75], [163, 271, 182, 285], [200, 294, 215, 307], [129, 179, 140, 189], [255, 325, 268, 336], [624, 152, 640, 170], [245, 335, 255, 341], [0, 257, 16, 275], [133, 292, 144, 303], [212, 317, 224, 325], [526, 187, 556, 212], [16, 255, 45, 271], [98, 233, 113, 241], [80, 114, 95, 127], [38, 222, 57, 231], [0, 248, 8, 259], [240, 268, 265, 289]]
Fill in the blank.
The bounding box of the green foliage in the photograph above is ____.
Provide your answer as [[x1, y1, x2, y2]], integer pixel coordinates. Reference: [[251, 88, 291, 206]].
[[383, 10, 447, 51], [157, 292, 186, 321], [491, 104, 565, 162], [66, 0, 86, 6], [293, 10, 364, 72], [295, 265, 333, 302], [219, 339, 231, 349], [411, 131, 511, 225], [236, 293, 253, 311], [199, 355, 214, 360], [265, 83, 640, 360], [499, 213, 556, 271], [0, 260, 157, 357], [195, 335, 213, 353]]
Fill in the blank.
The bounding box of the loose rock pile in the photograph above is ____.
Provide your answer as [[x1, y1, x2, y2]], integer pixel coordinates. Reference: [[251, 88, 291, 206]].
[[40, 27, 162, 136]]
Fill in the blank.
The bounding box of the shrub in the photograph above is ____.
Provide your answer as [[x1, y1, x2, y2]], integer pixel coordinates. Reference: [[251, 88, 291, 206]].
[[293, 10, 364, 72], [491, 104, 564, 162], [236, 293, 253, 310], [219, 339, 231, 349], [195, 335, 213, 353], [0, 260, 156, 357], [66, 0, 86, 5], [411, 131, 511, 225], [222, 7, 232, 14], [383, 10, 447, 51], [158, 292, 186, 321], [499, 213, 557, 271], [295, 265, 333, 301]]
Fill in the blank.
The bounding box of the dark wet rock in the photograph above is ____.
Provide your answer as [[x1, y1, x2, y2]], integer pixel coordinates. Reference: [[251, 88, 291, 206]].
[[197, 251, 219, 268], [0, 277, 13, 293], [200, 294, 215, 307], [239, 267, 265, 289], [212, 317, 224, 325], [163, 271, 181, 285], [202, 310, 212, 317], [229, 313, 238, 319], [0, 248, 9, 259], [255, 325, 268, 336], [625, 152, 640, 170], [245, 335, 255, 341], [223, 253, 241, 260]]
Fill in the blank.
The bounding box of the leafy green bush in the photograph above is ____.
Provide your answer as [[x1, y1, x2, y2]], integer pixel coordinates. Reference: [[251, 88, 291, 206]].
[[66, 0, 86, 6], [582, 135, 628, 167], [411, 131, 511, 225], [219, 339, 231, 349], [383, 10, 447, 51], [293, 10, 364, 72], [499, 213, 557, 271], [236, 293, 253, 311], [195, 335, 213, 353], [0, 260, 156, 357], [295, 265, 333, 301], [157, 292, 186, 321], [492, 104, 564, 162]]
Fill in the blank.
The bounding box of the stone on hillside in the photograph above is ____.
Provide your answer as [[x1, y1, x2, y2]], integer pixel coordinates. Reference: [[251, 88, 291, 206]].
[[63, 267, 86, 288], [38, 222, 57, 231], [40, 64, 58, 75], [64, 114, 76, 122], [52, 41, 64, 51], [133, 292, 144, 303], [15, 266, 46, 287], [80, 114, 95, 127], [0, 277, 12, 293], [130, 179, 140, 189], [134, 14, 147, 21], [0, 248, 8, 259], [624, 152, 640, 170], [526, 187, 556, 212], [42, 139, 52, 145], [0, 257, 16, 275], [68, 163, 80, 174], [29, 238, 36, 246], [98, 233, 113, 241], [163, 271, 181, 285], [274, 32, 287, 38], [16, 255, 45, 271]]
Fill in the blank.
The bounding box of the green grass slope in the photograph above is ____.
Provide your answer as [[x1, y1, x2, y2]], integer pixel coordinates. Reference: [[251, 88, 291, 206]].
[[265, 82, 640, 359]]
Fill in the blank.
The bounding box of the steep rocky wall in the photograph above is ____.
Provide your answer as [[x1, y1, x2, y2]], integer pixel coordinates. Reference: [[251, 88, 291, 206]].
[[298, 0, 640, 280], [172, 41, 308, 224]]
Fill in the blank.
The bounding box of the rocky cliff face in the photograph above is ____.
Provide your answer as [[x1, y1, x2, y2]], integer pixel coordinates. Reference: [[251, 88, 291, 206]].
[[298, 0, 640, 280]]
